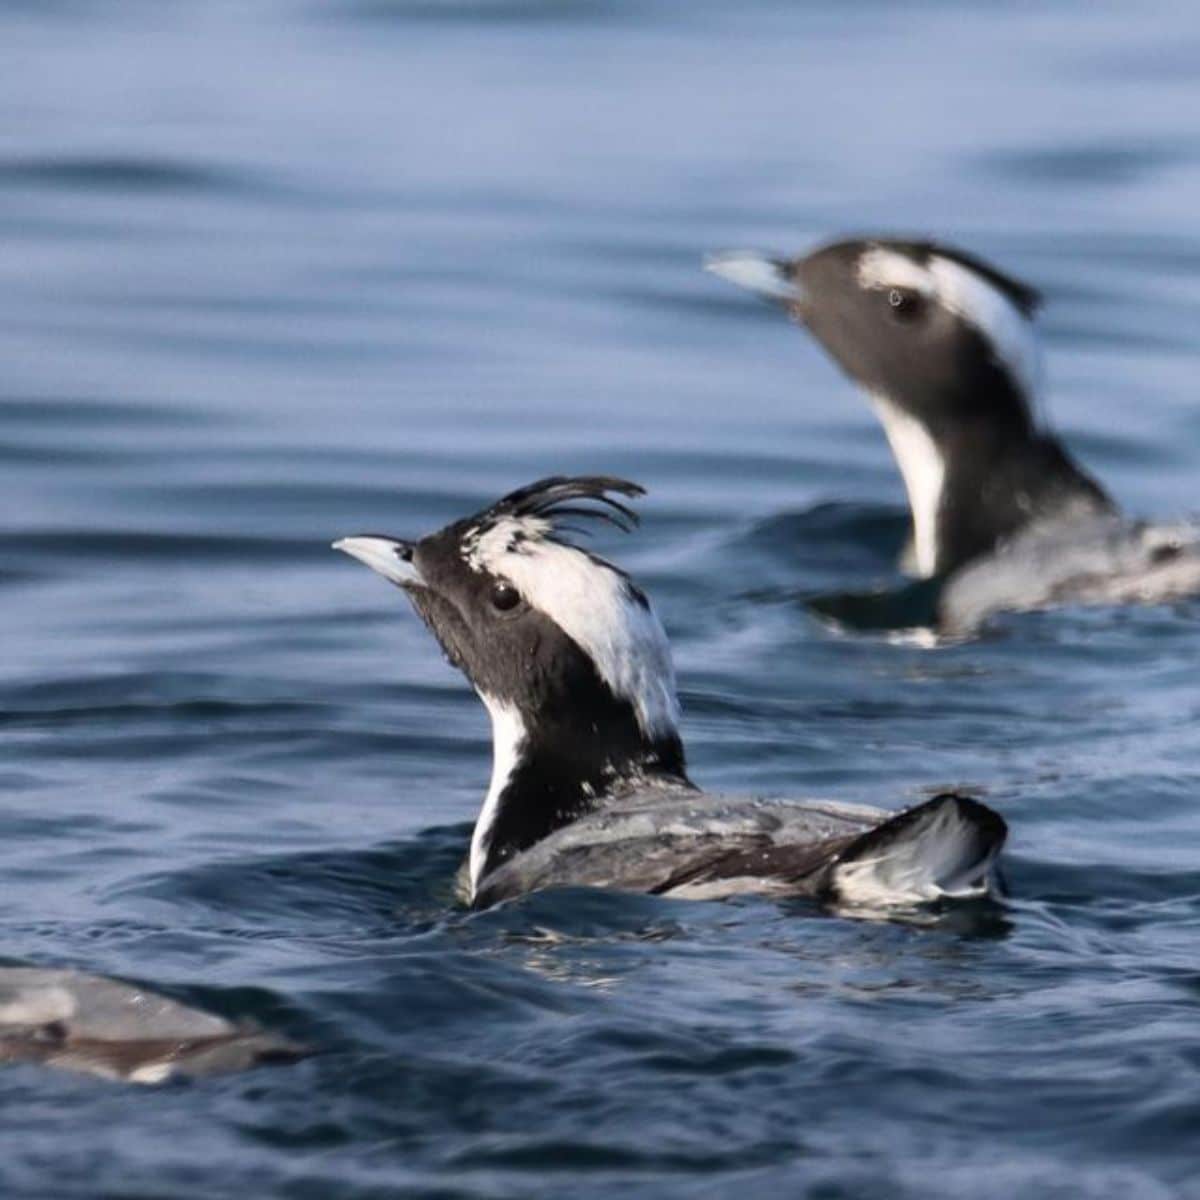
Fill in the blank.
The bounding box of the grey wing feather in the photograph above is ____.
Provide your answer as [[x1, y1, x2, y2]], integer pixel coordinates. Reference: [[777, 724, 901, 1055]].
[[473, 791, 886, 906]]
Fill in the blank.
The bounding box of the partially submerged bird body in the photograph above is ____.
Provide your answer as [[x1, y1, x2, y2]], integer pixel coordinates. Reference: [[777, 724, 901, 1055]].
[[336, 476, 1006, 911], [472, 785, 1004, 911], [939, 512, 1200, 634], [0, 967, 302, 1083], [708, 238, 1200, 629]]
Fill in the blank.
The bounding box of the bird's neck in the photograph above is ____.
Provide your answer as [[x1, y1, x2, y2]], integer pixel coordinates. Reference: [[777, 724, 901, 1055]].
[[470, 689, 689, 898], [873, 384, 1112, 578]]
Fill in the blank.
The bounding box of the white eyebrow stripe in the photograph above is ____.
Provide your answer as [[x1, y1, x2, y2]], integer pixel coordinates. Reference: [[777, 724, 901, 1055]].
[[464, 516, 681, 740], [856, 246, 1041, 402], [926, 255, 1042, 401], [856, 248, 936, 296]]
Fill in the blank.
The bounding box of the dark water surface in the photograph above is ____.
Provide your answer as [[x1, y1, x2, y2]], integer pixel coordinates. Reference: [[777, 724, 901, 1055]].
[[4, 2, 1200, 1196]]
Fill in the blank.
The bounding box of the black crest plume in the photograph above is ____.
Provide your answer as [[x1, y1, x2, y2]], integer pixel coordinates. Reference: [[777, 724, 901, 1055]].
[[482, 475, 645, 536]]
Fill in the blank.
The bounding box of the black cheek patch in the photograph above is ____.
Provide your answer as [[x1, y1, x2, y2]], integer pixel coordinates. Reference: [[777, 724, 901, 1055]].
[[406, 589, 473, 675]]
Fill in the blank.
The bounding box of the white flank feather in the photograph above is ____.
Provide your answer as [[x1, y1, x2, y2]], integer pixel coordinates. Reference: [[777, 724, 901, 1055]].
[[833, 801, 996, 906]]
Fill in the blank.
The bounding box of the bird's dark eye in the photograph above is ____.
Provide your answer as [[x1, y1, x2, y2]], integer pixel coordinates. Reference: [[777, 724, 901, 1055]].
[[886, 287, 924, 321], [490, 582, 521, 612]]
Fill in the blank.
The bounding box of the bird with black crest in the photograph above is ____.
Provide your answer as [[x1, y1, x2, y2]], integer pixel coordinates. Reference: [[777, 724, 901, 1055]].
[[335, 476, 1007, 910]]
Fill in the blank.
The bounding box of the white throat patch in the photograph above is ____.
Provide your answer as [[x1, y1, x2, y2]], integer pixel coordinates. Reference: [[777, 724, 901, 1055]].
[[870, 394, 946, 578], [470, 693, 527, 897], [856, 246, 1042, 402], [463, 516, 681, 740]]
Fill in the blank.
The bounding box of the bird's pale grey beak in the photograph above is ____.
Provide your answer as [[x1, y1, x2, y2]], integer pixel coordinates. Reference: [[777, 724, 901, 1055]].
[[704, 251, 806, 304], [332, 535, 423, 587]]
